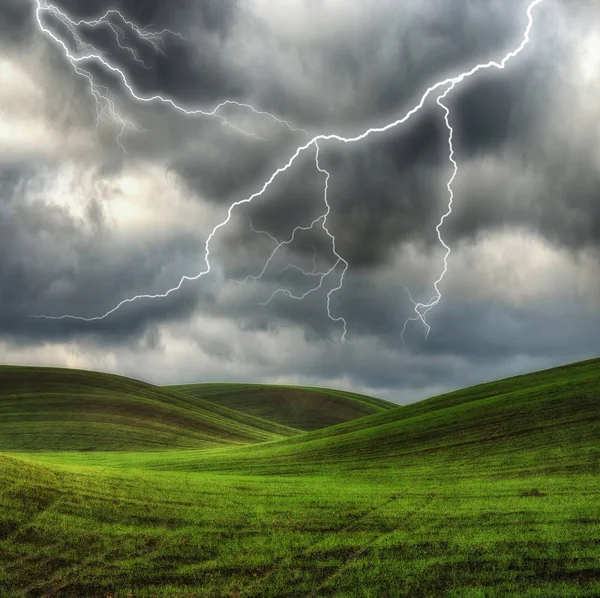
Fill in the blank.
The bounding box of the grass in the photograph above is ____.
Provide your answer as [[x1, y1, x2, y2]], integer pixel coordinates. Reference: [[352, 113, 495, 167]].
[[167, 383, 395, 431], [0, 358, 599, 596], [0, 366, 299, 452]]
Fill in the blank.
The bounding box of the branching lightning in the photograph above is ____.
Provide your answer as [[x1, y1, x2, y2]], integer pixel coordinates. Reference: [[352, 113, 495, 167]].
[[277, 246, 320, 278], [65, 6, 187, 64], [34, 0, 306, 150], [250, 143, 349, 342], [33, 0, 546, 343], [235, 213, 326, 287], [401, 81, 459, 340]]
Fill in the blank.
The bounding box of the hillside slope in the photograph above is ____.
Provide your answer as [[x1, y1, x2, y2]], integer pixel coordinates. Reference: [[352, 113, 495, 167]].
[[2, 359, 600, 597], [167, 382, 396, 431], [0, 366, 299, 451], [113, 357, 600, 475]]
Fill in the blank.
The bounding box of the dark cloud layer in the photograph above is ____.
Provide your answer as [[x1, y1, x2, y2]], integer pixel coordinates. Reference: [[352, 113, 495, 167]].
[[1, 0, 599, 399]]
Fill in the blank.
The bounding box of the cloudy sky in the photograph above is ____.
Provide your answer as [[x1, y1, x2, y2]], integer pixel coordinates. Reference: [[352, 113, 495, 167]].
[[0, 0, 598, 402]]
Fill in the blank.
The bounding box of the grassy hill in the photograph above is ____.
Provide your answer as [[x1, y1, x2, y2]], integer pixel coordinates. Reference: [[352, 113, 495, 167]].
[[168, 382, 395, 431], [173, 355, 599, 475], [1, 358, 599, 597], [65, 356, 600, 476], [0, 366, 299, 452]]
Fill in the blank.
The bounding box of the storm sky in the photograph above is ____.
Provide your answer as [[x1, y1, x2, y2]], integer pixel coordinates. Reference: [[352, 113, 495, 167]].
[[0, 0, 599, 402]]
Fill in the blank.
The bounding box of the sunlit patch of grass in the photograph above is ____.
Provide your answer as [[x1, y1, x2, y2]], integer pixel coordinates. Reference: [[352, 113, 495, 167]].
[[1, 358, 599, 596]]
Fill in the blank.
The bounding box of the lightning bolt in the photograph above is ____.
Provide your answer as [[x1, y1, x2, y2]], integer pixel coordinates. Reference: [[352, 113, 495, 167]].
[[315, 143, 349, 343], [64, 6, 187, 63], [252, 143, 349, 342], [277, 246, 320, 278], [34, 0, 546, 345], [34, 0, 306, 151], [401, 81, 459, 340], [236, 214, 325, 287]]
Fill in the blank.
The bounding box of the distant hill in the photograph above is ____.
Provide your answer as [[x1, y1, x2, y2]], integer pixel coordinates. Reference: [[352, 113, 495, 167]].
[[147, 357, 600, 475], [166, 382, 396, 431], [2, 358, 599, 597], [0, 366, 299, 451]]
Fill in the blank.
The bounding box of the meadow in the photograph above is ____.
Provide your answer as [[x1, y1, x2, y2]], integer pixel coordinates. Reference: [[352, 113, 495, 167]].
[[1, 359, 599, 596]]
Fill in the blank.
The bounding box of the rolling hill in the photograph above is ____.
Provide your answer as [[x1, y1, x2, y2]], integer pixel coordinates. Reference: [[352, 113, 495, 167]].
[[167, 382, 396, 431], [1, 358, 599, 597], [226, 355, 600, 473], [55, 357, 600, 476], [0, 366, 299, 451]]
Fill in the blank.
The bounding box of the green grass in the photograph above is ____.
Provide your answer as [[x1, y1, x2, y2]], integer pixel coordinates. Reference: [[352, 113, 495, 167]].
[[0, 366, 298, 452], [1, 358, 599, 596], [167, 383, 395, 431]]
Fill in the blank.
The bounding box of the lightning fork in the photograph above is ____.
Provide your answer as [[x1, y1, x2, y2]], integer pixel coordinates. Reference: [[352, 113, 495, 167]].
[[34, 0, 306, 147], [315, 142, 350, 342], [235, 214, 326, 287], [64, 6, 187, 57], [254, 142, 349, 343], [278, 246, 321, 277], [34, 0, 545, 339], [401, 80, 458, 340], [59, 8, 158, 69], [242, 216, 327, 285]]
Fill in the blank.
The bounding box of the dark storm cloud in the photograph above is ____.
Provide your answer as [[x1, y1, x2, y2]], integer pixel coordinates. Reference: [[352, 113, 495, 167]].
[[0, 0, 557, 332], [436, 0, 600, 256], [40, 0, 245, 105], [1, 0, 599, 398], [418, 298, 600, 364], [445, 60, 600, 254], [197, 293, 600, 398], [169, 130, 299, 206], [148, 0, 597, 279], [318, 120, 447, 268], [245, 292, 600, 395], [229, 0, 525, 129], [0, 0, 33, 48], [0, 165, 208, 343], [35, 0, 532, 134], [446, 153, 600, 254], [176, 104, 449, 279]]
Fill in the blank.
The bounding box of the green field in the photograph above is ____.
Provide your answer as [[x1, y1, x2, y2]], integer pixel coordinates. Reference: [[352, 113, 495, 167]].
[[1, 359, 599, 597], [168, 382, 395, 431], [0, 367, 301, 452]]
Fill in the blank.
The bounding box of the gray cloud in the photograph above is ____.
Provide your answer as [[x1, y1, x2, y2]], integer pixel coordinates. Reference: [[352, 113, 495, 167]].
[[0, 0, 598, 399]]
